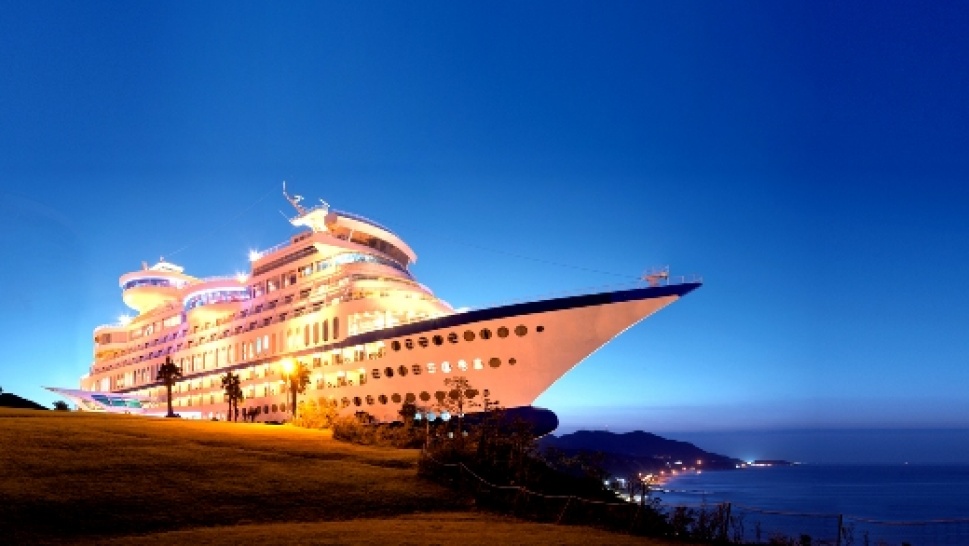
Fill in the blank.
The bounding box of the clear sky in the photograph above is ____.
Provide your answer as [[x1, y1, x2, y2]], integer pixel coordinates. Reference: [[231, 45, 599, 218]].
[[2, 1, 968, 463]]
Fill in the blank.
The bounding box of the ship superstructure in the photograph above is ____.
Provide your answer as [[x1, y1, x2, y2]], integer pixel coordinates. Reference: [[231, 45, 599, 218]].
[[61, 187, 701, 422]]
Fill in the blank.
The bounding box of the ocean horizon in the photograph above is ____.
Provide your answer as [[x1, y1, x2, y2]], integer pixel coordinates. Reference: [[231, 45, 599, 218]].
[[657, 463, 969, 545]]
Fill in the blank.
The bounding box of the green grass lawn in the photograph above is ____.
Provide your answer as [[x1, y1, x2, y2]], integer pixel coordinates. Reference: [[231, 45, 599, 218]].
[[0, 409, 679, 544]]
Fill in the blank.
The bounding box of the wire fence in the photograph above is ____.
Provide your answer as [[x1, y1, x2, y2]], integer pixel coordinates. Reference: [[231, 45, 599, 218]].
[[421, 454, 969, 545]]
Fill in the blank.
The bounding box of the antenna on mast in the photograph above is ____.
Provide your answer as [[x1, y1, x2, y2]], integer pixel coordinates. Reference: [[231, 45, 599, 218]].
[[282, 180, 306, 215]]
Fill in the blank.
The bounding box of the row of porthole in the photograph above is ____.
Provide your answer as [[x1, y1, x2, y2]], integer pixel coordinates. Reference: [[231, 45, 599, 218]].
[[390, 324, 544, 351], [310, 388, 490, 409], [373, 357, 515, 379]]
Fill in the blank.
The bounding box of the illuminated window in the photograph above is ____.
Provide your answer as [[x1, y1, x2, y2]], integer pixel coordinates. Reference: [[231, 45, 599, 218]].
[[473, 358, 484, 370], [427, 362, 436, 373], [457, 360, 468, 372], [441, 361, 452, 373]]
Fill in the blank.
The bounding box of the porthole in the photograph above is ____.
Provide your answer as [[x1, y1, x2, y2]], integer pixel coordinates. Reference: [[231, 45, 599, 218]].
[[398, 365, 408, 377], [441, 361, 452, 373], [515, 325, 527, 336], [366, 395, 375, 405], [473, 358, 484, 370], [464, 330, 475, 342], [509, 358, 517, 366], [537, 325, 545, 333], [448, 389, 460, 400], [497, 326, 509, 338], [418, 336, 429, 348], [271, 404, 279, 412], [434, 391, 446, 402], [412, 364, 422, 375], [489, 357, 501, 368], [427, 362, 436, 373], [405, 393, 416, 403], [447, 332, 459, 344], [391, 340, 401, 351], [480, 328, 492, 340], [391, 393, 402, 404], [432, 335, 444, 346], [419, 391, 431, 402], [341, 397, 350, 408], [353, 396, 362, 406], [483, 389, 490, 398], [372, 369, 381, 379], [457, 359, 468, 372], [384, 367, 394, 378], [405, 339, 414, 350], [465, 389, 479, 399], [378, 395, 388, 405]]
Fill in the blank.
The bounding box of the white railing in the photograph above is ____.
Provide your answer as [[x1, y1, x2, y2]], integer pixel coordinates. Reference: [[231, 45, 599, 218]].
[[250, 239, 292, 261]]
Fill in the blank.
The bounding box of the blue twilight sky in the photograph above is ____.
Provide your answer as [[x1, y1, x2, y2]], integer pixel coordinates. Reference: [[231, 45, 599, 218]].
[[2, 1, 968, 463]]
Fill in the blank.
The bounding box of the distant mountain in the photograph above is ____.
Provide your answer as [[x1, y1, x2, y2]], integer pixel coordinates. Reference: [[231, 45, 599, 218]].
[[539, 430, 742, 477], [0, 392, 48, 410]]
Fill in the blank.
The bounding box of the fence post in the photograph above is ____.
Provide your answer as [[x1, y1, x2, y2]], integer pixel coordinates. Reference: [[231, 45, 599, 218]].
[[721, 502, 731, 543], [836, 514, 843, 546], [557, 496, 573, 524]]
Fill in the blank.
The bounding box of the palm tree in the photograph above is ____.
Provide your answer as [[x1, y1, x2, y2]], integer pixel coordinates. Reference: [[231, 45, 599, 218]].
[[221, 371, 244, 421], [282, 360, 311, 419], [156, 356, 183, 418]]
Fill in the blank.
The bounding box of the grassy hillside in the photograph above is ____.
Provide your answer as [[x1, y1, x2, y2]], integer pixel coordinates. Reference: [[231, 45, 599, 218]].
[[0, 410, 677, 544]]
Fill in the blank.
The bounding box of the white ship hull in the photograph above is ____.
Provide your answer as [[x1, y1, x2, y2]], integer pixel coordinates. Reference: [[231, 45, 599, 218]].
[[56, 189, 701, 423]]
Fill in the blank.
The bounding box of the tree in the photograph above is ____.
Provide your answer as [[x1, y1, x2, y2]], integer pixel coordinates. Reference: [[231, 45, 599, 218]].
[[436, 375, 481, 448], [282, 359, 311, 419], [156, 356, 183, 418], [52, 400, 70, 411], [221, 371, 244, 422]]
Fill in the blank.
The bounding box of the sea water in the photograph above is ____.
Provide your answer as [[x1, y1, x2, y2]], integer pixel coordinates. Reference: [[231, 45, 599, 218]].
[[657, 465, 969, 545]]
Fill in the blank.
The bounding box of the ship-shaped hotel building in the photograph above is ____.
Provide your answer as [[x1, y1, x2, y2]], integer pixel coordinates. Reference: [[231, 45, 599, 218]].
[[52, 187, 701, 422]]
